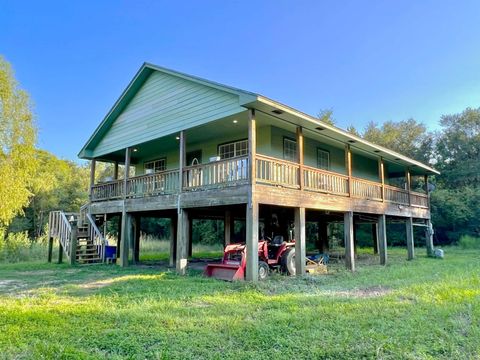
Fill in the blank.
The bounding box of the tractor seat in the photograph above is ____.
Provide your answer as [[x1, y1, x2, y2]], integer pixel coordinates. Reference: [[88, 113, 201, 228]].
[[270, 235, 284, 247]]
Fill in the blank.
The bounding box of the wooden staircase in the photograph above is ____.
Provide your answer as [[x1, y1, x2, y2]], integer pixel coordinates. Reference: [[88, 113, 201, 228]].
[[48, 207, 106, 265]]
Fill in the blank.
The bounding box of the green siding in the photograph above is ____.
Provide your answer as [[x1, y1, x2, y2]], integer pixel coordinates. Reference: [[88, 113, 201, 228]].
[[351, 153, 379, 181], [93, 71, 246, 157]]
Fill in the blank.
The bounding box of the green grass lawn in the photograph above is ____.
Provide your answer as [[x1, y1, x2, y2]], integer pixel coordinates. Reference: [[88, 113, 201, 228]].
[[0, 247, 479, 359]]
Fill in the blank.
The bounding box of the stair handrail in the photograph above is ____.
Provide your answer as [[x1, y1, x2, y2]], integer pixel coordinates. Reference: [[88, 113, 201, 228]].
[[48, 210, 73, 261], [86, 213, 106, 262], [79, 203, 90, 227]]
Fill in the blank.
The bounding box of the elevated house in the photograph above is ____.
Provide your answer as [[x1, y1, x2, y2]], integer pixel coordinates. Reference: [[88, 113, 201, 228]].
[[48, 63, 438, 281]]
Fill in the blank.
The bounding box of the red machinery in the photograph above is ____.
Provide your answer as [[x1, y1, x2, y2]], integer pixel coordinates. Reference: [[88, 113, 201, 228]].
[[204, 236, 296, 281]]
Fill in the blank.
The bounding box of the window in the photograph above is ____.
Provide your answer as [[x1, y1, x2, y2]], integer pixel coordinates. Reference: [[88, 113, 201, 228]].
[[317, 148, 330, 170], [218, 139, 248, 159], [283, 138, 297, 162], [144, 158, 166, 173]]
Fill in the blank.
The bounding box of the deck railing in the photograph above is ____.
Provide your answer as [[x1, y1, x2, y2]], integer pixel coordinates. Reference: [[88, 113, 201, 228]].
[[91, 179, 123, 201], [127, 170, 179, 197], [90, 154, 429, 210], [48, 210, 73, 258], [410, 191, 429, 208], [302, 165, 349, 195], [256, 154, 300, 189], [351, 178, 383, 201], [384, 185, 410, 205], [183, 156, 249, 190]]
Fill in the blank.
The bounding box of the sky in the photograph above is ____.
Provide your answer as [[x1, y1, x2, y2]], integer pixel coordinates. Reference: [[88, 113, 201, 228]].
[[1, 0, 480, 161]]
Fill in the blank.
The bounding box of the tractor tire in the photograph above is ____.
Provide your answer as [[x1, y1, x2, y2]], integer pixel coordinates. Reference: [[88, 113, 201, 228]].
[[281, 248, 296, 276], [258, 261, 269, 281]]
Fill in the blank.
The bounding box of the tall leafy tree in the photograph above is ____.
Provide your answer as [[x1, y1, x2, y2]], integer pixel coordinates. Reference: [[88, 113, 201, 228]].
[[362, 118, 433, 164], [0, 56, 37, 227]]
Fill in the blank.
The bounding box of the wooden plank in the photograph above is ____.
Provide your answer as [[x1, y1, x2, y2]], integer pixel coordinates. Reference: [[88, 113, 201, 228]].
[[179, 130, 185, 192], [378, 214, 387, 265], [406, 217, 414, 260], [379, 157, 385, 202], [344, 211, 355, 271], [47, 237, 53, 263], [69, 223, 77, 266], [294, 207, 306, 276], [176, 209, 189, 275], [123, 148, 131, 197], [405, 168, 411, 206]]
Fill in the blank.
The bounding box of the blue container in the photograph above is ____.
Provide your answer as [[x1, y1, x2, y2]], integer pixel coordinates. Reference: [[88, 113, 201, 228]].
[[105, 245, 117, 260]]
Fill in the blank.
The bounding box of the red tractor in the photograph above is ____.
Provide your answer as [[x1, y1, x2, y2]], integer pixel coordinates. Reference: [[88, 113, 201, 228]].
[[204, 235, 296, 281]]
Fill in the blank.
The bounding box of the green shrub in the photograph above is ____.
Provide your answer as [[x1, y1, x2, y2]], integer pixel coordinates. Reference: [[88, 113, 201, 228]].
[[0, 231, 49, 263], [458, 235, 480, 249]]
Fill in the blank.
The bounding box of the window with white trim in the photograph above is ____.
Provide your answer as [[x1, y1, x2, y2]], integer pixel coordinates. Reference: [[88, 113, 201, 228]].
[[218, 139, 248, 159], [144, 158, 166, 173], [283, 138, 297, 162], [317, 148, 330, 170]]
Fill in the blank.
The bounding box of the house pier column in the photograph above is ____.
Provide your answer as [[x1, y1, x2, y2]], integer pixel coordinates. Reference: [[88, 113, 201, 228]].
[[245, 108, 258, 281], [425, 219, 434, 257], [344, 211, 355, 271], [294, 207, 306, 276], [176, 209, 189, 275], [119, 211, 133, 267], [378, 214, 387, 265], [406, 217, 415, 260]]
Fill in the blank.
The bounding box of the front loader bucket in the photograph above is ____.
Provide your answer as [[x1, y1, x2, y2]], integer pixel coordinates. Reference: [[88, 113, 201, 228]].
[[204, 263, 245, 281]]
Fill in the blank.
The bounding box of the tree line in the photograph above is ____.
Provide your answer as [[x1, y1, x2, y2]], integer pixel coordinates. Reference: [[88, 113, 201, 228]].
[[1, 55, 479, 245]]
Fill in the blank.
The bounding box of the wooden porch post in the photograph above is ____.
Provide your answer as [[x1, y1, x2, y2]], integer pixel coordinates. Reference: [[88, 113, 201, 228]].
[[89, 159, 96, 201], [345, 145, 352, 196], [176, 130, 188, 274], [406, 217, 414, 260], [119, 147, 131, 267], [296, 126, 304, 189], [246, 108, 258, 281], [379, 157, 385, 202], [405, 168, 411, 206], [133, 215, 141, 264], [294, 207, 306, 276], [378, 214, 387, 265], [224, 210, 232, 246], [344, 211, 355, 271], [113, 161, 119, 180]]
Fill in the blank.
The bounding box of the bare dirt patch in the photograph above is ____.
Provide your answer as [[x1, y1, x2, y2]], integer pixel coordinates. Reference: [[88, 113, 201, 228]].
[[329, 286, 391, 298]]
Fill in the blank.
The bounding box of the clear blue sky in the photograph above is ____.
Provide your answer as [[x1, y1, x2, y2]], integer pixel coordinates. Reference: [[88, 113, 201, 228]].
[[1, 0, 480, 161]]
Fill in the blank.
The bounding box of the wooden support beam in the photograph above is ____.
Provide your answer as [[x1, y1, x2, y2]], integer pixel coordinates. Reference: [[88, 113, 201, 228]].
[[89, 159, 96, 201], [405, 168, 411, 206], [188, 216, 193, 257], [113, 161, 119, 180], [245, 202, 259, 281], [378, 214, 387, 265], [345, 145, 352, 196], [47, 237, 54, 263], [133, 215, 141, 264], [406, 217, 414, 260], [372, 223, 379, 254], [176, 209, 189, 275], [123, 148, 131, 197], [58, 242, 63, 264], [294, 207, 306, 276], [169, 217, 176, 267], [116, 213, 122, 259], [344, 211, 355, 271], [296, 126, 304, 190], [425, 219, 434, 257], [317, 220, 329, 253], [178, 131, 185, 192], [224, 210, 232, 246], [379, 157, 385, 202], [69, 222, 77, 266], [119, 211, 132, 267], [246, 108, 259, 281]]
